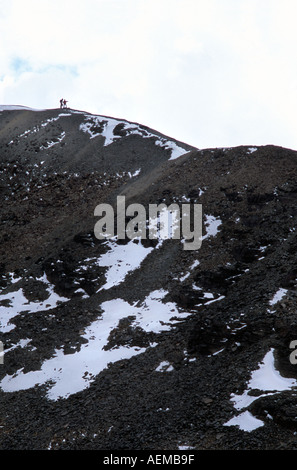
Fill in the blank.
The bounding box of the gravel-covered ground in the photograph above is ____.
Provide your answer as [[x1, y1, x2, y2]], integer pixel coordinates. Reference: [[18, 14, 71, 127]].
[[1, 107, 297, 450]]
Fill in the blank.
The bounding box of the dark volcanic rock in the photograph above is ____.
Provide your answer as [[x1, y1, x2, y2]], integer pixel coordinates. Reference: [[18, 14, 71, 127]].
[[1, 108, 297, 450]]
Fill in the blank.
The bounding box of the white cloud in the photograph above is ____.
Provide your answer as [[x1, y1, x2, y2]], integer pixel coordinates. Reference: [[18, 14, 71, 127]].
[[1, 0, 297, 150]]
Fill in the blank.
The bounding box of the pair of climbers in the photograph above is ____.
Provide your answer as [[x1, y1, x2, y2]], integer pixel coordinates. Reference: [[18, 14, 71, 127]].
[[59, 98, 68, 109]]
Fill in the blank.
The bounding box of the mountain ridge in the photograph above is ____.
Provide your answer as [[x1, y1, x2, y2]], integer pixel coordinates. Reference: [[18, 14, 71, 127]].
[[1, 107, 297, 449]]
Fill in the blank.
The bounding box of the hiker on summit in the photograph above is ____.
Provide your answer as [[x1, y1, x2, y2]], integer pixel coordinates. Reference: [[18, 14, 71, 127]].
[[59, 98, 68, 109]]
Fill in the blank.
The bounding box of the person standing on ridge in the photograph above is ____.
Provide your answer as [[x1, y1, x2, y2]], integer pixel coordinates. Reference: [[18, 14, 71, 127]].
[[63, 99, 68, 109], [60, 98, 64, 108]]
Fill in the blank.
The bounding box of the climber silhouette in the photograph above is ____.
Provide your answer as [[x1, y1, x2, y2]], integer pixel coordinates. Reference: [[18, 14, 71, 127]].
[[59, 98, 68, 109]]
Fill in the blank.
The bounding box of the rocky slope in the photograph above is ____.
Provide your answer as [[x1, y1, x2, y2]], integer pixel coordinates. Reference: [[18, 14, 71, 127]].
[[1, 105, 297, 450]]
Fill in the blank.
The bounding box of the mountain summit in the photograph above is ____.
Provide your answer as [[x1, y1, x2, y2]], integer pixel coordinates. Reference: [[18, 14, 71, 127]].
[[1, 106, 297, 449]]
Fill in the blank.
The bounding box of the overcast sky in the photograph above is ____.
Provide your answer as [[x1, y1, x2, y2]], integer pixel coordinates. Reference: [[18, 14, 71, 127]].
[[1, 0, 297, 150]]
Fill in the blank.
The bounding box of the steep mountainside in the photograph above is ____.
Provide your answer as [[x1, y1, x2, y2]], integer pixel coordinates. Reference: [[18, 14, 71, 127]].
[[1, 106, 297, 450]]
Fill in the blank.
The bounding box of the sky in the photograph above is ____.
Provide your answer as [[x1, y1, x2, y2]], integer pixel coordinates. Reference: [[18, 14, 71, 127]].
[[1, 0, 297, 150]]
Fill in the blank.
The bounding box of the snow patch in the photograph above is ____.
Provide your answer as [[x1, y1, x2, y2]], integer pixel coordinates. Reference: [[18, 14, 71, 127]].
[[95, 240, 154, 291], [79, 114, 189, 159], [40, 131, 65, 150], [155, 361, 174, 372], [247, 147, 258, 154], [225, 411, 264, 432], [0, 290, 190, 400], [224, 348, 297, 431], [203, 215, 222, 240], [269, 288, 288, 306], [0, 105, 45, 111], [0, 273, 69, 333]]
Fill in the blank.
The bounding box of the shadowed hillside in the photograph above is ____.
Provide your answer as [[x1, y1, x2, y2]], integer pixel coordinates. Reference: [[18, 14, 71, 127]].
[[1, 106, 297, 450]]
